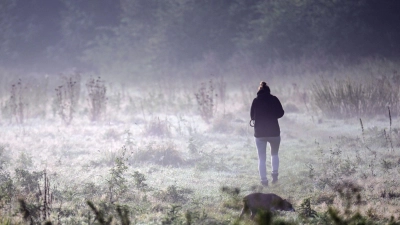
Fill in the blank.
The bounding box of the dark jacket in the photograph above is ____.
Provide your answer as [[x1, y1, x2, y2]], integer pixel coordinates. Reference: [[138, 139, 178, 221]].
[[250, 90, 284, 137]]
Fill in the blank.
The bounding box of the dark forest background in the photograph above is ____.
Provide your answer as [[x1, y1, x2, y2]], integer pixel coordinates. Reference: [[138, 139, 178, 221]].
[[1, 0, 400, 75]]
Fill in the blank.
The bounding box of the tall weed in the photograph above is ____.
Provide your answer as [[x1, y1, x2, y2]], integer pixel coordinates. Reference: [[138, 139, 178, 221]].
[[195, 80, 215, 123], [2, 79, 25, 124], [86, 77, 107, 121], [54, 73, 81, 125]]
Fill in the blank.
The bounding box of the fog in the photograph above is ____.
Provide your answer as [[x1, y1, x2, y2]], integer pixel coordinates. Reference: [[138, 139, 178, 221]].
[[1, 1, 400, 224]]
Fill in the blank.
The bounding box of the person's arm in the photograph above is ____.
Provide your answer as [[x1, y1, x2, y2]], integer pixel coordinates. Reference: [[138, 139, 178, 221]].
[[250, 99, 256, 120], [275, 97, 284, 118]]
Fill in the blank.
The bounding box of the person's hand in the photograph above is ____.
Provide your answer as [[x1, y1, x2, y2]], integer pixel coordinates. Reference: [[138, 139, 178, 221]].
[[249, 120, 255, 127]]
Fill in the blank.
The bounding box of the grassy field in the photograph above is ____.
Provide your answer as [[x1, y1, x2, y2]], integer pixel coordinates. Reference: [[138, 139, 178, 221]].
[[0, 61, 400, 224]]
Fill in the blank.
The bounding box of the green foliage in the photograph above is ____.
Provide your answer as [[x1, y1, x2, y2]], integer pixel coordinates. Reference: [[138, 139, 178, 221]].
[[16, 170, 54, 224], [14, 169, 43, 194], [161, 205, 182, 225], [15, 152, 33, 170], [0, 218, 12, 225], [0, 147, 13, 206], [116, 205, 131, 225], [389, 216, 400, 225], [160, 206, 214, 225], [254, 210, 297, 225], [86, 202, 131, 225], [220, 186, 241, 210], [327, 208, 372, 225], [322, 181, 380, 224], [87, 201, 113, 225], [298, 198, 317, 218], [158, 185, 193, 203], [18, 198, 40, 224], [246, 0, 366, 60], [107, 148, 128, 203], [0, 171, 13, 206], [132, 171, 148, 191], [2, 0, 400, 72]]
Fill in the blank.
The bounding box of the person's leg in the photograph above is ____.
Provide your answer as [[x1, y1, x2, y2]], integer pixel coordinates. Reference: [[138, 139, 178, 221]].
[[255, 137, 268, 185], [267, 136, 281, 183]]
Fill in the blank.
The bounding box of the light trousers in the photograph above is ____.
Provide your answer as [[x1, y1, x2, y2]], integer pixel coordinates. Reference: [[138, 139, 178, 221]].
[[255, 136, 281, 182]]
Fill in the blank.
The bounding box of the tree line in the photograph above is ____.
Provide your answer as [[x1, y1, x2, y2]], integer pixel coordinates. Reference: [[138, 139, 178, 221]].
[[1, 0, 399, 73]]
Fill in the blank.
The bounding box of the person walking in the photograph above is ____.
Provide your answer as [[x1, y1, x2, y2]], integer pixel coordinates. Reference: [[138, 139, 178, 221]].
[[250, 81, 284, 186]]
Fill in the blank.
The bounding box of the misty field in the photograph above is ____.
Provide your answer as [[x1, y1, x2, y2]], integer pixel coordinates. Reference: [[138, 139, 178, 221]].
[[1, 61, 400, 225]]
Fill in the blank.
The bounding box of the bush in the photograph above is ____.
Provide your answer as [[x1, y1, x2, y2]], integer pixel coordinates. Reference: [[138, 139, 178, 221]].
[[312, 77, 400, 118], [17, 170, 55, 224], [132, 171, 148, 191], [298, 198, 318, 218], [107, 149, 128, 203], [0, 171, 13, 207], [220, 186, 241, 210], [14, 169, 43, 194], [86, 201, 131, 225]]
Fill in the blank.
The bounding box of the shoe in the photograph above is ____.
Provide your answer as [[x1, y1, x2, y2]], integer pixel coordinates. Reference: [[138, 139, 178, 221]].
[[261, 180, 269, 187], [271, 173, 278, 184]]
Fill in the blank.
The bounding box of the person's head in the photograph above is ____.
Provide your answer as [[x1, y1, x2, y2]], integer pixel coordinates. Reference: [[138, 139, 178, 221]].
[[258, 81, 271, 94]]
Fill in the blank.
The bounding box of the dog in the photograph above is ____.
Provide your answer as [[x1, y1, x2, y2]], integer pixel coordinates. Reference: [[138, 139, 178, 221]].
[[240, 193, 295, 219]]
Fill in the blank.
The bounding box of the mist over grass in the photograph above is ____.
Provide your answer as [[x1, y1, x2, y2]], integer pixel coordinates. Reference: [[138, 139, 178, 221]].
[[1, 58, 400, 224], [1, 1, 400, 223]]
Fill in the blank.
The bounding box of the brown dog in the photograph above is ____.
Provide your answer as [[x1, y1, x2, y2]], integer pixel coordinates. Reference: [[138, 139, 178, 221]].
[[240, 193, 295, 219]]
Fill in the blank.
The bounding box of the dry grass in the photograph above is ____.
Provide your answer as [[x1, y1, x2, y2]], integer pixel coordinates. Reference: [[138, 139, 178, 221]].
[[131, 141, 185, 167], [1, 60, 400, 224], [312, 75, 400, 118]]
